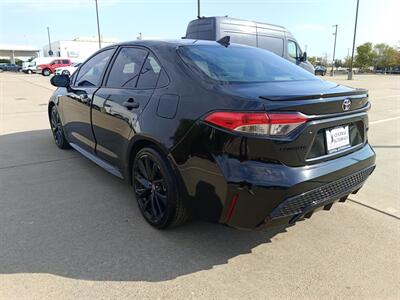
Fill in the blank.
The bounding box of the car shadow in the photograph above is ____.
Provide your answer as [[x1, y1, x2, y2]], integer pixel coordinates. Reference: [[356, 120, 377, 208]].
[[0, 129, 290, 282]]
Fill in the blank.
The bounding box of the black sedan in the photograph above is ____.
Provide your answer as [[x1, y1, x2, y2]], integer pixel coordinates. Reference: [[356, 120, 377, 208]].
[[49, 40, 375, 229], [0, 63, 22, 72], [314, 65, 327, 76]]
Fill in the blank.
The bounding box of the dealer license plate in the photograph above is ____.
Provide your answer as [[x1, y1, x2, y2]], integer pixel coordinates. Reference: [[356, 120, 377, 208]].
[[325, 125, 350, 153]]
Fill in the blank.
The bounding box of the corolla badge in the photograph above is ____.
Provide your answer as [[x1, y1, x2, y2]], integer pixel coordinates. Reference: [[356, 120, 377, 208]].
[[342, 98, 352, 111]]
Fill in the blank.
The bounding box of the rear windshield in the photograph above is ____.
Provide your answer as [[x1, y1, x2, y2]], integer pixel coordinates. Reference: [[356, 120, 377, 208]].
[[178, 45, 316, 83]]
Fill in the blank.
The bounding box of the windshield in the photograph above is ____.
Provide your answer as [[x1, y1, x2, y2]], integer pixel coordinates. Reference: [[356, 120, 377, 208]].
[[178, 45, 317, 83]]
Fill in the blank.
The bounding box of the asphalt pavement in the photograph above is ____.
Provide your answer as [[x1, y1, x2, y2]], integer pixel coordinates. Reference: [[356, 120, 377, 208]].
[[0, 73, 399, 299]]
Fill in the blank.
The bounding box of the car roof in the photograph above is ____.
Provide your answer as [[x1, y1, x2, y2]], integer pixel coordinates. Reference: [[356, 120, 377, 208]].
[[107, 39, 242, 50]]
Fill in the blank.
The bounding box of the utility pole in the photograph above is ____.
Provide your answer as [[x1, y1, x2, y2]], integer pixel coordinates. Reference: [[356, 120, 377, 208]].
[[197, 0, 201, 18], [95, 0, 102, 49], [331, 24, 338, 76], [47, 26, 52, 56], [348, 0, 360, 80]]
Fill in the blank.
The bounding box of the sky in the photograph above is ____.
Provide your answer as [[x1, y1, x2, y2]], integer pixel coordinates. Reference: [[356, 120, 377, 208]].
[[0, 0, 399, 59]]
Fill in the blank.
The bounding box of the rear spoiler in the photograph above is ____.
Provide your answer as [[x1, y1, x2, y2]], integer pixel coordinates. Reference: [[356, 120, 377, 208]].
[[260, 88, 368, 101]]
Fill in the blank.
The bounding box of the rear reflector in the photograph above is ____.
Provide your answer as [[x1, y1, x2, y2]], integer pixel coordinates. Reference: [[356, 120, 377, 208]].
[[205, 111, 308, 136], [225, 193, 239, 223]]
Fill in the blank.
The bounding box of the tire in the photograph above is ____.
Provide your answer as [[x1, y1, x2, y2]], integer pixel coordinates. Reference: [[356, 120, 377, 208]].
[[62, 70, 70, 76], [42, 68, 51, 76], [27, 69, 32, 74], [132, 147, 189, 229], [49, 105, 70, 149]]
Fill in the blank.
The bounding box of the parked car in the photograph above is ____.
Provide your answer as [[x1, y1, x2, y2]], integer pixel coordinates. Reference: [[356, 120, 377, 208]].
[[184, 16, 315, 74], [375, 67, 400, 74], [22, 57, 55, 74], [390, 67, 400, 74], [54, 63, 81, 76], [315, 65, 327, 76], [0, 63, 22, 72], [37, 58, 72, 76], [48, 40, 375, 230]]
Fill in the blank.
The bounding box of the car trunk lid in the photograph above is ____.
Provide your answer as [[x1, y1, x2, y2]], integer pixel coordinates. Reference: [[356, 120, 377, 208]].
[[220, 80, 369, 115], [217, 80, 370, 166]]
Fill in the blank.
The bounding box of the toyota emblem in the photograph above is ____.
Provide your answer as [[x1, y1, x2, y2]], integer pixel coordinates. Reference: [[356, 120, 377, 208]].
[[342, 99, 351, 111]]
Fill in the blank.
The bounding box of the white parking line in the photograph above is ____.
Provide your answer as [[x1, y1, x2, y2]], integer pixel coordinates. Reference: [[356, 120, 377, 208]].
[[370, 116, 400, 125], [373, 94, 400, 100]]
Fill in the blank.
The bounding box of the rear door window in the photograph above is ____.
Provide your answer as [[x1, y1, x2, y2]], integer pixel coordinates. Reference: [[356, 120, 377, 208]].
[[106, 47, 147, 88], [136, 54, 162, 89]]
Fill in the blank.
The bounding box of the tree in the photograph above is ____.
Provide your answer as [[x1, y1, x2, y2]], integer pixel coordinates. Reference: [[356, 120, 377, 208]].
[[374, 43, 398, 69], [355, 42, 377, 68], [308, 56, 317, 66], [343, 56, 352, 68], [396, 51, 400, 66], [334, 59, 343, 68]]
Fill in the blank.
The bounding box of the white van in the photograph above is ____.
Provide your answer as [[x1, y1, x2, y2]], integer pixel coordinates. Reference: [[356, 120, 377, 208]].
[[184, 16, 315, 73], [22, 57, 55, 74]]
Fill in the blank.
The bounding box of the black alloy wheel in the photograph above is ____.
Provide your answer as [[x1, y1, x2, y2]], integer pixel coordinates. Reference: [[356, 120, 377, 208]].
[[133, 148, 188, 228], [50, 106, 70, 149]]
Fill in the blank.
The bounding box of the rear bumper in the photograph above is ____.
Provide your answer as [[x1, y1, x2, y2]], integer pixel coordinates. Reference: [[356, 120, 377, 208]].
[[218, 144, 376, 229]]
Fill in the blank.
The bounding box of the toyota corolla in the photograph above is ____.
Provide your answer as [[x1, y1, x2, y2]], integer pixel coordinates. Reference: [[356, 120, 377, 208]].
[[48, 40, 375, 229]]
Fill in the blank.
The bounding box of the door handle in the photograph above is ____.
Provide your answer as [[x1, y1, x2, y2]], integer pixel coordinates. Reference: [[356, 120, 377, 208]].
[[123, 98, 139, 109]]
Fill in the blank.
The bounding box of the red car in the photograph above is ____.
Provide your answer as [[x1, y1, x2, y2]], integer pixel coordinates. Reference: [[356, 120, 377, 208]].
[[37, 58, 72, 76]]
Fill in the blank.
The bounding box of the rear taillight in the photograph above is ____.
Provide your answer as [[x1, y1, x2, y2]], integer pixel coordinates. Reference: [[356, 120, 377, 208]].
[[204, 111, 308, 136]]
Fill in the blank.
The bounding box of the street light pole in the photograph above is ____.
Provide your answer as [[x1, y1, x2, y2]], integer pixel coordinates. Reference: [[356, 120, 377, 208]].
[[197, 0, 201, 18], [348, 0, 360, 80], [47, 26, 52, 55], [331, 24, 338, 76], [95, 0, 102, 49]]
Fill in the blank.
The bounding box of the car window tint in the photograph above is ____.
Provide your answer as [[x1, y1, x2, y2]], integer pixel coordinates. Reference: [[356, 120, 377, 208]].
[[62, 60, 69, 64], [287, 40, 297, 59], [137, 54, 162, 89], [178, 45, 316, 83], [156, 69, 169, 88], [75, 49, 114, 87], [106, 47, 147, 88]]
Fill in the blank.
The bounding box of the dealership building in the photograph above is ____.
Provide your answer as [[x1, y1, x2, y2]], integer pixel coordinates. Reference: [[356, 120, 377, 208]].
[[0, 45, 40, 63], [42, 36, 118, 62]]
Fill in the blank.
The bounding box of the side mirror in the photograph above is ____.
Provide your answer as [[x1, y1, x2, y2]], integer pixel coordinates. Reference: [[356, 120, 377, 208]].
[[300, 51, 307, 62], [51, 75, 70, 88]]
